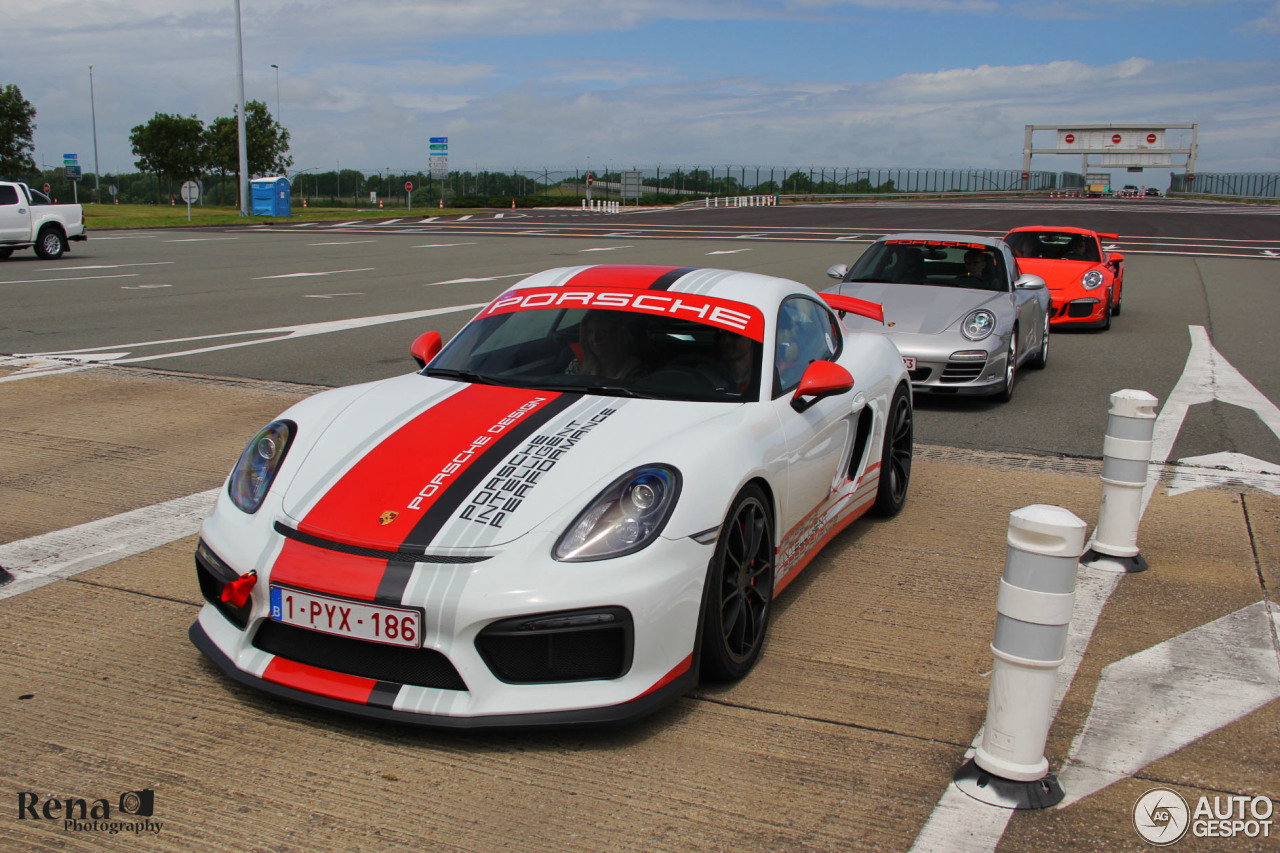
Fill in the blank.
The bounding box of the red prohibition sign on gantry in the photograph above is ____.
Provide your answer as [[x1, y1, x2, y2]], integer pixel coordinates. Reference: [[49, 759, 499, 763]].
[[1064, 133, 1075, 144], [1147, 133, 1157, 143], [1112, 134, 1123, 144]]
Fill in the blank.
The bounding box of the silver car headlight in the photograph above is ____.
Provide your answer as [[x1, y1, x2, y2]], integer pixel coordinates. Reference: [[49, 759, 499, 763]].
[[961, 310, 997, 341], [554, 465, 681, 562], [1082, 270, 1104, 290], [228, 420, 295, 514]]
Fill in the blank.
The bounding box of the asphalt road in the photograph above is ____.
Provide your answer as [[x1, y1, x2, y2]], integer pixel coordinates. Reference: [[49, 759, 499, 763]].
[[2, 197, 1277, 462]]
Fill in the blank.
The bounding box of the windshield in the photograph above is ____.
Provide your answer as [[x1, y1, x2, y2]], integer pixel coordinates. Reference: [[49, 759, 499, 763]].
[[1005, 231, 1100, 263], [427, 304, 764, 403], [845, 240, 1009, 292]]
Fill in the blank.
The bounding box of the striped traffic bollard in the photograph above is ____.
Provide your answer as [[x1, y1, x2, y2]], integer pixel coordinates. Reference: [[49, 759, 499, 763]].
[[954, 504, 1087, 810], [1080, 390, 1159, 572]]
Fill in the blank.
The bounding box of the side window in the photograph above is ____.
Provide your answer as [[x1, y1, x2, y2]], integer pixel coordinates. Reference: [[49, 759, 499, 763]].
[[773, 297, 840, 397], [0, 186, 19, 205]]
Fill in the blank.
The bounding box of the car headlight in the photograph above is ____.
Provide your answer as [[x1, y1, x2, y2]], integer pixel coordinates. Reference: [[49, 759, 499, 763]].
[[228, 420, 295, 514], [554, 465, 681, 562], [1081, 270, 1104, 290], [961, 310, 997, 341]]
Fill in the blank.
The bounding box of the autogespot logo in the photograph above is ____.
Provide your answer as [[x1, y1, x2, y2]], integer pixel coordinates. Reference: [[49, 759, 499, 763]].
[[1134, 787, 1190, 846]]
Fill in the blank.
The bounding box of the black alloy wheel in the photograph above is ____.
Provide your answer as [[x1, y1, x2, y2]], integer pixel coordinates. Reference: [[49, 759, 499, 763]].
[[700, 485, 774, 681], [873, 384, 913, 516]]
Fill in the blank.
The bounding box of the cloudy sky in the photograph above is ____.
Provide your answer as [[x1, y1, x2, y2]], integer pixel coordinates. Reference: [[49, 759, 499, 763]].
[[5, 0, 1279, 181]]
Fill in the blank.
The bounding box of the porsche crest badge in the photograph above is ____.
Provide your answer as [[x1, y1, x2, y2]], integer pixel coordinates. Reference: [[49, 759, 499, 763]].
[[378, 510, 399, 526]]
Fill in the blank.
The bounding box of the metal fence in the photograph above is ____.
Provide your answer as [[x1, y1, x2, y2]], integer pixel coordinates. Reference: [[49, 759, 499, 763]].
[[1170, 172, 1280, 199]]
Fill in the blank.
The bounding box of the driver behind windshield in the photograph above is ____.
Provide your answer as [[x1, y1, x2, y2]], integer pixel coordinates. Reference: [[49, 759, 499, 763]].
[[565, 310, 648, 380]]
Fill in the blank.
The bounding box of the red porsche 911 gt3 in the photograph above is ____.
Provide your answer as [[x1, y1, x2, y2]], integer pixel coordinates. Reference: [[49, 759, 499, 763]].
[[1004, 226, 1124, 330]]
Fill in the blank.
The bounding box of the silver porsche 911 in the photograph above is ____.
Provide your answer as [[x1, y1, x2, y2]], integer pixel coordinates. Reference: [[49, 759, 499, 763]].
[[824, 233, 1051, 402]]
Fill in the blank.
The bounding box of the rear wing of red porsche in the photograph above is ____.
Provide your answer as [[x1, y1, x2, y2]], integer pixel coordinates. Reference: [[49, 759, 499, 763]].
[[821, 293, 885, 325]]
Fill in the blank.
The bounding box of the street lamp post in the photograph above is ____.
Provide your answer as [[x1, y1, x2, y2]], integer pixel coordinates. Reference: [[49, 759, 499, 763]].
[[270, 64, 280, 122], [88, 65, 101, 202]]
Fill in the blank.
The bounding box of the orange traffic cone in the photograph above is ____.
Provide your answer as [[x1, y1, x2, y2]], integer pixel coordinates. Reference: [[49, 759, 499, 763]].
[[302, 198, 307, 208], [170, 197, 175, 205], [439, 198, 443, 209], [511, 198, 516, 209], [379, 198, 383, 209]]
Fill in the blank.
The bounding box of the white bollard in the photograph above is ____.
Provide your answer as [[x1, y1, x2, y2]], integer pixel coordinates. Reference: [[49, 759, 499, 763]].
[[1080, 390, 1158, 573], [954, 504, 1087, 810]]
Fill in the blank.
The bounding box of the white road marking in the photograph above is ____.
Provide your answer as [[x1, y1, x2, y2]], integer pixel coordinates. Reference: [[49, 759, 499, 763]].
[[579, 246, 633, 252], [1263, 250, 1280, 258], [303, 292, 364, 298], [456, 215, 473, 221], [1145, 325, 1280, 510], [37, 262, 174, 272], [0, 489, 221, 600], [327, 221, 359, 227], [0, 273, 139, 284], [413, 242, 477, 249], [307, 240, 377, 246], [1166, 452, 1280, 497], [1056, 602, 1280, 806], [121, 284, 173, 290], [415, 217, 440, 224], [706, 249, 751, 255], [3, 302, 488, 380], [83, 234, 159, 240], [253, 268, 375, 279], [165, 237, 240, 243], [425, 273, 530, 287], [379, 219, 403, 226]]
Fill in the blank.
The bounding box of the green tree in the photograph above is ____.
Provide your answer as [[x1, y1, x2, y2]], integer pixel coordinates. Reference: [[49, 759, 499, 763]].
[[130, 112, 205, 202], [0, 84, 38, 178], [204, 101, 290, 207]]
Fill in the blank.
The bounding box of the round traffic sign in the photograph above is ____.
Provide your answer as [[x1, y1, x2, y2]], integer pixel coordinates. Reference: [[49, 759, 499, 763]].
[[43, 183, 50, 193], [1147, 133, 1157, 144], [180, 180, 200, 203], [1064, 134, 1075, 144], [405, 181, 413, 193], [1112, 134, 1123, 144]]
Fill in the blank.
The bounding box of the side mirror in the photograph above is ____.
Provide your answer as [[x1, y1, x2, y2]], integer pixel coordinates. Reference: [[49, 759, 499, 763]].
[[826, 263, 850, 281], [791, 360, 854, 412], [1108, 251, 1125, 264], [411, 331, 443, 368], [1014, 274, 1046, 291]]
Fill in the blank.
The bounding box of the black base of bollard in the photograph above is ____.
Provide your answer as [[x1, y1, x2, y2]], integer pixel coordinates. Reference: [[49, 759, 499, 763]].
[[952, 758, 1065, 809], [1079, 547, 1148, 573]]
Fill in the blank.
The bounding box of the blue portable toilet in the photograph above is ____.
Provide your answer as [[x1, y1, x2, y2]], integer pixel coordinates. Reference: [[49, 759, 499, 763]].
[[251, 176, 291, 217]]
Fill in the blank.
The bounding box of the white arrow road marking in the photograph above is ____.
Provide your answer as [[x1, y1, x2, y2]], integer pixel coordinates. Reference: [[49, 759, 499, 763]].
[[1056, 602, 1280, 806], [706, 249, 751, 255], [254, 268, 374, 279], [0, 488, 221, 600], [1145, 325, 1280, 511], [1166, 452, 1280, 497], [2, 302, 488, 381], [1262, 250, 1280, 258]]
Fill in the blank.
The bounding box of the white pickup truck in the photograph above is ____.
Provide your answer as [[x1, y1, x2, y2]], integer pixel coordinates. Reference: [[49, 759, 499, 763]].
[[0, 181, 87, 260]]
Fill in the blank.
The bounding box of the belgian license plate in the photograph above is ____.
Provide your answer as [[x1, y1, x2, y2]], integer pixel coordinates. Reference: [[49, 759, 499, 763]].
[[270, 586, 422, 648], [902, 356, 917, 371]]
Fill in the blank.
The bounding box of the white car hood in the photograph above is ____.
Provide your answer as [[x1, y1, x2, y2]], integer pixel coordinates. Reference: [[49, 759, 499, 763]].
[[279, 375, 730, 552], [833, 281, 1004, 335]]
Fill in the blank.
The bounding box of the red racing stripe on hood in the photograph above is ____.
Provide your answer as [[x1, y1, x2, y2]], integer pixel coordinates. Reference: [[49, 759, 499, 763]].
[[297, 384, 562, 551], [562, 265, 686, 290]]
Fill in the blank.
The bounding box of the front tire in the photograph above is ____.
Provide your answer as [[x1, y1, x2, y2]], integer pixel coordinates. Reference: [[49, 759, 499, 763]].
[[34, 227, 66, 260], [873, 384, 912, 516], [700, 485, 774, 681], [996, 330, 1017, 403]]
